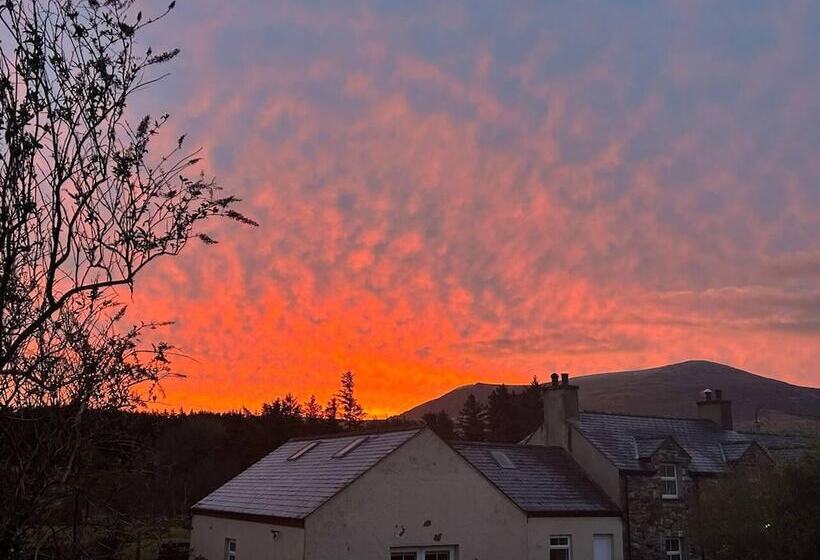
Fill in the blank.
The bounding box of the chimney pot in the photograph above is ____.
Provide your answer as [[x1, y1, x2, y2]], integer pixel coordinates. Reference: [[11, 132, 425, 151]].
[[551, 373, 559, 386], [697, 388, 733, 430], [561, 373, 569, 386]]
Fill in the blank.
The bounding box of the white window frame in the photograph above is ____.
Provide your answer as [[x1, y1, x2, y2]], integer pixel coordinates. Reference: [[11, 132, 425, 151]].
[[333, 436, 368, 458], [660, 463, 678, 499], [287, 441, 320, 461], [549, 535, 572, 560], [665, 537, 682, 559], [389, 545, 457, 560], [224, 537, 236, 560], [489, 449, 516, 469]]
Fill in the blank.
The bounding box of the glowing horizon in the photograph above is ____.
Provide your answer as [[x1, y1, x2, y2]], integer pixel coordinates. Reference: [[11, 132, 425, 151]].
[[126, 0, 820, 417]]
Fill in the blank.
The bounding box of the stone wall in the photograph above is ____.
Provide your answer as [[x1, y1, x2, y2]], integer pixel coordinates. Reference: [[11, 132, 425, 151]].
[[625, 442, 699, 560]]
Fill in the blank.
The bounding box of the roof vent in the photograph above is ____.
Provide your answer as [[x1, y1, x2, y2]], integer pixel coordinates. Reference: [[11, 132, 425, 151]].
[[490, 450, 516, 469], [332, 437, 368, 458], [287, 441, 320, 461]]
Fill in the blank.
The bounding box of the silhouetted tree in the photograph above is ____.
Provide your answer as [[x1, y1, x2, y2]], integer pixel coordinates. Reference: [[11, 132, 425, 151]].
[[304, 395, 322, 422], [457, 393, 486, 441], [423, 410, 456, 440], [486, 384, 517, 442], [519, 375, 544, 436], [692, 451, 820, 559], [324, 396, 340, 430], [261, 393, 303, 420], [0, 1, 254, 557], [337, 371, 365, 428]]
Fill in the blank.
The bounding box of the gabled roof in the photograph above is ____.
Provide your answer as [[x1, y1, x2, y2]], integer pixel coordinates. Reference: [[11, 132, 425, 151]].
[[193, 428, 422, 521], [450, 442, 620, 516], [578, 411, 759, 473]]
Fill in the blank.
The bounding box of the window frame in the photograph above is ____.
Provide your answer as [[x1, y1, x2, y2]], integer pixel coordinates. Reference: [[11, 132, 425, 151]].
[[287, 441, 320, 461], [489, 449, 516, 469], [660, 463, 679, 499], [549, 534, 572, 560], [333, 436, 368, 458], [389, 545, 456, 560], [224, 537, 236, 560], [665, 537, 683, 559]]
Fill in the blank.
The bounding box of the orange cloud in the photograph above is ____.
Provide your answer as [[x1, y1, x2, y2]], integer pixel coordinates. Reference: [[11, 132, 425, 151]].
[[125, 0, 820, 416]]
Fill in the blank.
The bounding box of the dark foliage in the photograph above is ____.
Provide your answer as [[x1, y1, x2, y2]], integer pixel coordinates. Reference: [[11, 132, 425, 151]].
[[691, 450, 820, 559], [422, 410, 456, 440], [0, 1, 254, 557], [460, 376, 543, 443], [456, 393, 486, 441]]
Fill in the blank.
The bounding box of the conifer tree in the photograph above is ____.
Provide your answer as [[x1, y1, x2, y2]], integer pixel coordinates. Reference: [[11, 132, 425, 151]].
[[337, 371, 365, 428], [304, 395, 322, 422], [423, 410, 456, 440], [457, 393, 486, 441], [486, 384, 516, 442]]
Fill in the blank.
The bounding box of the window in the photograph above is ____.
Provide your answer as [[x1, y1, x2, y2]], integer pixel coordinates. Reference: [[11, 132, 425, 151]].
[[549, 535, 572, 560], [287, 441, 320, 461], [333, 437, 368, 458], [224, 538, 236, 560], [593, 534, 613, 560], [660, 464, 678, 498], [665, 538, 682, 559], [490, 450, 516, 469], [390, 546, 454, 560]]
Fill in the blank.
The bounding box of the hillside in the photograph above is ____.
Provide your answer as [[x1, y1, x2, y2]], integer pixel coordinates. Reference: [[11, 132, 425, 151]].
[[401, 360, 820, 431]]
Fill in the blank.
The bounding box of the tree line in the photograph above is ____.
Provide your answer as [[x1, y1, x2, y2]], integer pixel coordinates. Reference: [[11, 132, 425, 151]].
[[422, 377, 544, 443]]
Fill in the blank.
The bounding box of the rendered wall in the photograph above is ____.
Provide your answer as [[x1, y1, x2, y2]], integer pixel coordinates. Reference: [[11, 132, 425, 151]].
[[569, 426, 622, 505], [527, 516, 624, 560], [189, 514, 304, 560], [305, 429, 528, 559]]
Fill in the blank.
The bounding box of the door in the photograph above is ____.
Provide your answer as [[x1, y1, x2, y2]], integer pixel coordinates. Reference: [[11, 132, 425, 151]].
[[593, 534, 613, 560]]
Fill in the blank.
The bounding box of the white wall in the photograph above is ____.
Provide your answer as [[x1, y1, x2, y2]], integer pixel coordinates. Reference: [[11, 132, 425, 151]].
[[527, 516, 624, 560], [306, 429, 624, 560], [305, 429, 528, 559], [190, 514, 304, 560]]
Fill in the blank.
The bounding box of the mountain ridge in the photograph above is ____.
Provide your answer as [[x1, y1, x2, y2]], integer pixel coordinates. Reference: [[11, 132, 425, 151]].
[[400, 360, 820, 431]]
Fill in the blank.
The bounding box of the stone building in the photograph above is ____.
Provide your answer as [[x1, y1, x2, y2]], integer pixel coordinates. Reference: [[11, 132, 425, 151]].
[[524, 374, 805, 560]]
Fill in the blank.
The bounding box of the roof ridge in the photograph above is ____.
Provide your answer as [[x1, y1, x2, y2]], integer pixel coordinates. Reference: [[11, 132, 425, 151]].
[[451, 440, 552, 449], [287, 426, 422, 443], [581, 409, 713, 422]]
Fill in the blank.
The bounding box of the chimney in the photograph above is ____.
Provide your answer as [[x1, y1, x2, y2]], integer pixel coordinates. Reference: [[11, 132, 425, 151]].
[[543, 372, 579, 449], [697, 388, 733, 430]]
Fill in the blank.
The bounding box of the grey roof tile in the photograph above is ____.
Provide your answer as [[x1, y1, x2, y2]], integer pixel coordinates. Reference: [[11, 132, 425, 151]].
[[193, 428, 422, 519], [578, 412, 807, 473], [450, 442, 619, 514]]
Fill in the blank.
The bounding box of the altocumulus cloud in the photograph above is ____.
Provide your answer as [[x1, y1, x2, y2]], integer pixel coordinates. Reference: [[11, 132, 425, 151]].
[[127, 0, 820, 414]]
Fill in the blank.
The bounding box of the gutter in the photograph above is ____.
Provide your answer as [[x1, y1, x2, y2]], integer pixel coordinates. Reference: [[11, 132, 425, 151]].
[[191, 507, 305, 528]]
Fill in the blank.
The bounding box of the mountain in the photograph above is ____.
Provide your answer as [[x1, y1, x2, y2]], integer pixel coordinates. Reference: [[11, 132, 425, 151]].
[[401, 360, 820, 431]]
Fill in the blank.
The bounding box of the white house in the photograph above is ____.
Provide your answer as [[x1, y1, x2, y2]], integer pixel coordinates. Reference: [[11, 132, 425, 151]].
[[190, 427, 623, 560]]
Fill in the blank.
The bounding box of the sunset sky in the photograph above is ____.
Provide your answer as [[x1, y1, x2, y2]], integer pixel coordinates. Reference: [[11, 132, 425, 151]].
[[129, 0, 820, 416]]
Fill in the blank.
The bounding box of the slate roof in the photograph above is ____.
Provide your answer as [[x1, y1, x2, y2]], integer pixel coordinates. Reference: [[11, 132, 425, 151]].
[[450, 442, 620, 515], [577, 411, 806, 473], [193, 428, 422, 520], [579, 411, 752, 473]]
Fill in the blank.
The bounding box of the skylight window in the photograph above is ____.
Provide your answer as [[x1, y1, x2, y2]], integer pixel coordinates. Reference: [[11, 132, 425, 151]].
[[490, 450, 516, 469], [333, 437, 368, 458], [287, 441, 320, 461]]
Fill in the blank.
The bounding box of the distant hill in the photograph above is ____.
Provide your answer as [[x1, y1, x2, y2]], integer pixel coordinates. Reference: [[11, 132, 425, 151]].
[[401, 360, 820, 431]]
